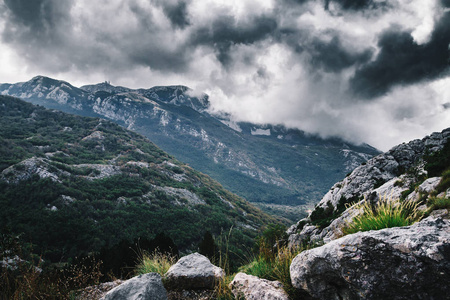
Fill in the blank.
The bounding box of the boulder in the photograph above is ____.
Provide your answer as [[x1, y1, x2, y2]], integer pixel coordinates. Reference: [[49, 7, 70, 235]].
[[101, 273, 167, 300], [290, 216, 450, 300], [229, 272, 289, 300], [418, 177, 441, 194], [164, 253, 224, 290]]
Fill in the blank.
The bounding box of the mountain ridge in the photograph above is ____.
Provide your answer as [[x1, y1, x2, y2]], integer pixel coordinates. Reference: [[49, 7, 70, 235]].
[[0, 76, 381, 220]]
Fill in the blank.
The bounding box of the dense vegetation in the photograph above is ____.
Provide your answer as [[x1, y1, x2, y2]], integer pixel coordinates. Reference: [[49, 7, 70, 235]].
[[0, 96, 280, 275]]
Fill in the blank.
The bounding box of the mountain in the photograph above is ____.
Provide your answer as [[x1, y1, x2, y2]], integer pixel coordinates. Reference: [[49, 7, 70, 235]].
[[0, 95, 279, 263], [0, 76, 380, 220], [287, 127, 450, 246]]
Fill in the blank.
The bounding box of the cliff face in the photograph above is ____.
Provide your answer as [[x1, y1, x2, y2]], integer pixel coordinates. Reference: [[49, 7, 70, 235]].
[[288, 127, 450, 246]]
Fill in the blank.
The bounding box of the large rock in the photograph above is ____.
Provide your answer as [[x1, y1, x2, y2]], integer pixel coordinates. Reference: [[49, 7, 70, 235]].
[[229, 272, 289, 300], [101, 273, 167, 300], [290, 216, 450, 300], [164, 253, 224, 290]]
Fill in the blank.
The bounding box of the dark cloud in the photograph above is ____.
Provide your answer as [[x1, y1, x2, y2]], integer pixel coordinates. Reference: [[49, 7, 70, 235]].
[[192, 15, 278, 66], [3, 0, 72, 33], [162, 1, 191, 29], [324, 0, 388, 11], [350, 14, 450, 99], [308, 36, 373, 72]]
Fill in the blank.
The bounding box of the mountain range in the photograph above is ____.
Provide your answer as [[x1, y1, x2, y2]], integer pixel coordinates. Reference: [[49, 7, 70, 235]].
[[0, 76, 380, 220]]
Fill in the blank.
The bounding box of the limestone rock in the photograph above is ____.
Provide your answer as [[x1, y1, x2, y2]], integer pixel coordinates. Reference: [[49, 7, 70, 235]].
[[229, 273, 289, 300], [164, 253, 224, 290], [418, 177, 441, 194], [290, 216, 450, 300], [101, 273, 167, 300]]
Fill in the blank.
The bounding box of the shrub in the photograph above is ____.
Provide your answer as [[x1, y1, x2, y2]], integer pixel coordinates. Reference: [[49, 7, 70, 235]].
[[342, 196, 421, 235], [427, 197, 450, 211], [434, 169, 450, 195]]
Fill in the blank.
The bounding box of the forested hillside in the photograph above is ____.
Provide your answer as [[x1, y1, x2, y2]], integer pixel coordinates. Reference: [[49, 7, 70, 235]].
[[0, 95, 279, 266]]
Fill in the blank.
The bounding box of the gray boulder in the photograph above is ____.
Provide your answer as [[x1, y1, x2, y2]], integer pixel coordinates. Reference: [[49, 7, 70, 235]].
[[164, 253, 224, 290], [290, 216, 450, 300], [101, 273, 167, 300], [229, 272, 289, 300]]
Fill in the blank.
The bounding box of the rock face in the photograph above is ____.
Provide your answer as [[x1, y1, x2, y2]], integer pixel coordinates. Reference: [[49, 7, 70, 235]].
[[288, 127, 450, 246], [101, 273, 167, 300], [290, 216, 450, 300], [229, 272, 289, 300], [164, 253, 224, 290]]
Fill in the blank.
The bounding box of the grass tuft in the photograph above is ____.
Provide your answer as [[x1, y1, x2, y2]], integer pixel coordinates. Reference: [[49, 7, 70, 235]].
[[134, 251, 177, 277], [239, 243, 302, 298], [342, 196, 422, 235]]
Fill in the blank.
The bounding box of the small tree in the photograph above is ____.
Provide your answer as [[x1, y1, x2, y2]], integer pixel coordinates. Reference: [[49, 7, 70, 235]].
[[199, 231, 216, 261]]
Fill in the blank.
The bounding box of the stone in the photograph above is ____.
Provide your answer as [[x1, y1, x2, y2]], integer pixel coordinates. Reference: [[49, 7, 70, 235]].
[[290, 216, 450, 300], [164, 253, 224, 290], [229, 273, 289, 300], [77, 280, 124, 300], [101, 273, 167, 300], [418, 177, 441, 194]]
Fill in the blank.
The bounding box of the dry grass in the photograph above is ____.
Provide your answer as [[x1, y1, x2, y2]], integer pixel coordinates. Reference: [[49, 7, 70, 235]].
[[134, 250, 177, 277]]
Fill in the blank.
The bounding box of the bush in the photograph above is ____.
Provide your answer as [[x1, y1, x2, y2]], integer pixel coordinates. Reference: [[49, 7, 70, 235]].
[[342, 196, 421, 235], [427, 197, 450, 211], [434, 169, 450, 195]]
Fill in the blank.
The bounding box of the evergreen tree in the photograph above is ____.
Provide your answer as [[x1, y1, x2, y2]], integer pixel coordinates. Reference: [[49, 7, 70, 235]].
[[198, 231, 216, 260]]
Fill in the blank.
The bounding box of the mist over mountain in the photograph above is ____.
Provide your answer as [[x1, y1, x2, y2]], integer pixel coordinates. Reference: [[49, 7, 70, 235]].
[[0, 76, 380, 220]]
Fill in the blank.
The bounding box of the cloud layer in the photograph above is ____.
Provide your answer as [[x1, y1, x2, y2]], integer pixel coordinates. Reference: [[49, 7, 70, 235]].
[[0, 0, 449, 150]]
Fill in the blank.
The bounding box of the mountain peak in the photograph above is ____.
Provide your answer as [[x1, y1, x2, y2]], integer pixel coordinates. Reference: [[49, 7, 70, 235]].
[[81, 81, 131, 94]]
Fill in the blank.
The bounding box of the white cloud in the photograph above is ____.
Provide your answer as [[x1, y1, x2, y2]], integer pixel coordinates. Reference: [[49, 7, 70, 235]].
[[0, 0, 448, 151]]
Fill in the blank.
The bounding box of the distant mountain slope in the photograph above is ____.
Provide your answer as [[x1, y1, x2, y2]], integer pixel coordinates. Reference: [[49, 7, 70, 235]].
[[0, 95, 278, 263], [0, 76, 380, 218]]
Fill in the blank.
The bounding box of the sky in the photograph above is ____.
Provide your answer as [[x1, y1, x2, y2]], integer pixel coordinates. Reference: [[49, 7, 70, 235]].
[[0, 0, 449, 151]]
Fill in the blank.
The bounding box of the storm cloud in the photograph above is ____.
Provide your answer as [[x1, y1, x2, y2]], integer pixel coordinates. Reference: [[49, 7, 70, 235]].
[[351, 13, 450, 99], [0, 0, 448, 150]]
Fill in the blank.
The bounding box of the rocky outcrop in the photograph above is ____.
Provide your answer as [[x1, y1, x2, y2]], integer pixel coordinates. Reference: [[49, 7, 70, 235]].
[[101, 273, 167, 300], [230, 273, 289, 300], [164, 253, 224, 290], [288, 127, 450, 246], [290, 215, 450, 300]]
